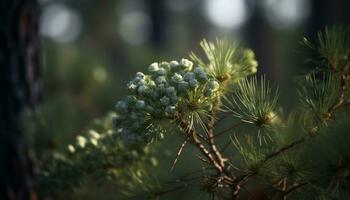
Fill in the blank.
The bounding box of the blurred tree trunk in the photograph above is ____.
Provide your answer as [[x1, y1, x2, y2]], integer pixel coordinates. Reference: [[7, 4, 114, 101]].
[[310, 0, 350, 35], [149, 0, 166, 48], [0, 0, 41, 199]]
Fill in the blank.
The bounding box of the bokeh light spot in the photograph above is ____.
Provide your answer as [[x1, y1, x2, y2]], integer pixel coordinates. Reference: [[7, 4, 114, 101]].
[[118, 11, 152, 45], [40, 4, 82, 43], [204, 0, 247, 30], [263, 0, 310, 29], [92, 66, 108, 83]]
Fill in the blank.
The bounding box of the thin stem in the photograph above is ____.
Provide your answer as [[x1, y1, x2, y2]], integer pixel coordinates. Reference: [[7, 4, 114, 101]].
[[261, 137, 306, 165], [170, 139, 188, 171], [206, 96, 226, 170], [327, 74, 348, 116], [152, 184, 188, 197], [196, 154, 211, 165], [175, 114, 223, 173], [284, 182, 308, 195], [213, 122, 243, 139], [282, 177, 287, 200], [214, 112, 231, 126]]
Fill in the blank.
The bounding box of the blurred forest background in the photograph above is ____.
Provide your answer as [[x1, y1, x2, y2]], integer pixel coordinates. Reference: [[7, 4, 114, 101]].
[[1, 0, 349, 199], [36, 0, 350, 151]]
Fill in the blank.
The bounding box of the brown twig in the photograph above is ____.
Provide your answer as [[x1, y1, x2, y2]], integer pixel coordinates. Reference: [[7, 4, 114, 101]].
[[327, 74, 348, 116], [206, 97, 226, 171], [152, 184, 189, 197], [213, 122, 243, 139], [282, 177, 287, 200], [261, 137, 306, 165], [175, 114, 224, 173], [284, 182, 308, 195], [196, 154, 211, 165], [170, 139, 188, 171]]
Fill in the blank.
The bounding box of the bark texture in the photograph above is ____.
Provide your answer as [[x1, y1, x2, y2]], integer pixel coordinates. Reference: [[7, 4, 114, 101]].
[[0, 0, 41, 199]]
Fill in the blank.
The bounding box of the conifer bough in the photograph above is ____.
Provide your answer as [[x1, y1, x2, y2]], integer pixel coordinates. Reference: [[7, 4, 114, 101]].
[[41, 26, 350, 200]]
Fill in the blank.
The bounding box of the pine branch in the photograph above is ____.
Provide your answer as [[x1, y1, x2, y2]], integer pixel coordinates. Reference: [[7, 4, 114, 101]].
[[206, 96, 226, 171], [41, 28, 350, 199], [174, 113, 224, 173], [261, 137, 306, 165], [327, 74, 348, 117]]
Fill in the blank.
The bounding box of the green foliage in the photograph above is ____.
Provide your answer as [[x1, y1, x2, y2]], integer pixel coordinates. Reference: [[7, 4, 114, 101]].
[[298, 72, 341, 125], [190, 39, 257, 83], [231, 135, 265, 172], [301, 116, 350, 197], [113, 58, 221, 144], [303, 26, 350, 72], [228, 76, 279, 144], [230, 75, 279, 127], [38, 113, 158, 196], [38, 26, 350, 200]]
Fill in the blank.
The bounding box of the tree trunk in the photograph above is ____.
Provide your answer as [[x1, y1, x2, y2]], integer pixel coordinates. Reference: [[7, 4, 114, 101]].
[[0, 0, 41, 199]]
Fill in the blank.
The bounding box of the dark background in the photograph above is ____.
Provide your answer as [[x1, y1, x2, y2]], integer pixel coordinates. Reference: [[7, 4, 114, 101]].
[[1, 0, 349, 199]]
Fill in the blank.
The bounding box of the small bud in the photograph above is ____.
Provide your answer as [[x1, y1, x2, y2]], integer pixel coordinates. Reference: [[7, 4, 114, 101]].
[[193, 67, 204, 75], [67, 145, 75, 153], [170, 60, 179, 69], [127, 82, 137, 92], [135, 100, 145, 109], [116, 101, 128, 114], [155, 76, 167, 84], [226, 62, 233, 71], [244, 49, 255, 59], [88, 130, 100, 140], [180, 58, 193, 71], [171, 73, 183, 83], [157, 68, 167, 76], [248, 66, 257, 74], [126, 95, 137, 105], [136, 170, 142, 177], [150, 157, 158, 166], [183, 72, 195, 82], [165, 105, 176, 115], [165, 86, 176, 97], [76, 135, 87, 148], [135, 72, 145, 79], [148, 62, 159, 72], [194, 67, 207, 82], [197, 74, 208, 83], [208, 80, 220, 91], [178, 81, 189, 92], [160, 62, 170, 70], [137, 85, 149, 95], [137, 79, 147, 86], [249, 60, 258, 68], [160, 96, 170, 106], [189, 79, 198, 88], [90, 138, 98, 146]]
